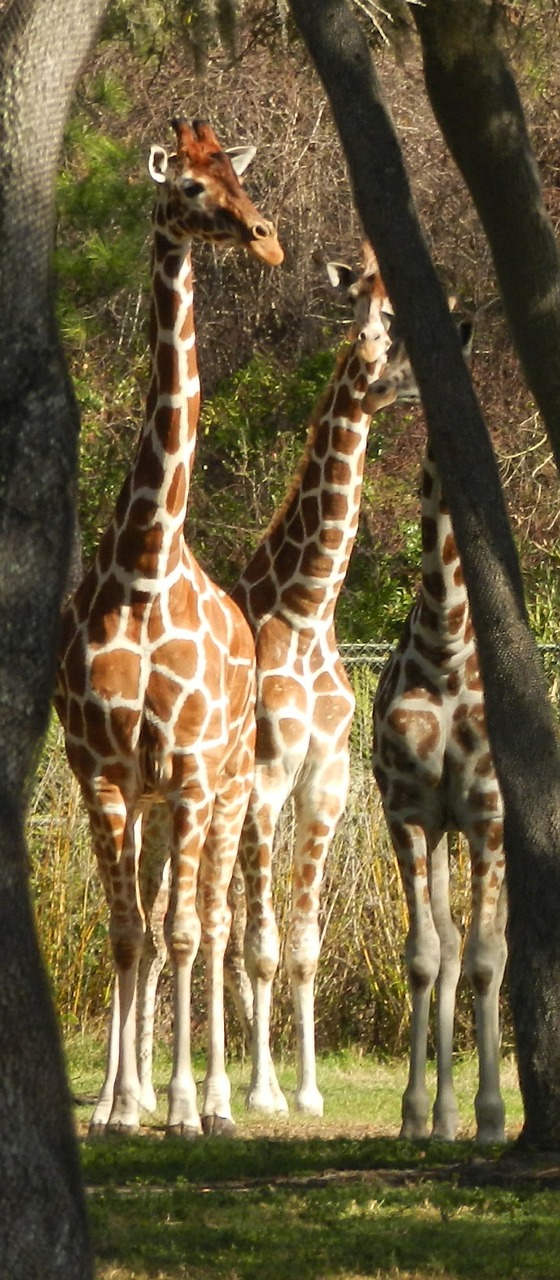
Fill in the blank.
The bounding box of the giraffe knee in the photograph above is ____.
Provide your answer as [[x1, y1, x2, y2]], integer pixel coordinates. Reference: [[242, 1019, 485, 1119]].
[[285, 924, 320, 984], [165, 912, 201, 966], [406, 947, 440, 993], [112, 937, 143, 971], [109, 912, 144, 971]]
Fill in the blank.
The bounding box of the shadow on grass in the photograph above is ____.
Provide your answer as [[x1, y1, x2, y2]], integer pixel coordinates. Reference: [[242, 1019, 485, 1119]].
[[83, 1134, 560, 1279]]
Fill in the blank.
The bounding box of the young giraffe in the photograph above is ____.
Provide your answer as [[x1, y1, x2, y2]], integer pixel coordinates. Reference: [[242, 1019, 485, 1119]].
[[54, 119, 283, 1137], [372, 326, 507, 1144], [230, 246, 398, 1115]]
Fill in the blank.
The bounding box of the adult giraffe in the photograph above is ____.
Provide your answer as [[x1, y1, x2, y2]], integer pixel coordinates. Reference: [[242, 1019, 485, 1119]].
[[372, 324, 507, 1144], [100, 246, 400, 1119], [55, 118, 283, 1137], [231, 246, 396, 1115]]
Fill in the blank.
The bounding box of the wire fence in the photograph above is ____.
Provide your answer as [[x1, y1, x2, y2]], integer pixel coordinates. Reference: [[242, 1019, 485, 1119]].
[[340, 639, 560, 764]]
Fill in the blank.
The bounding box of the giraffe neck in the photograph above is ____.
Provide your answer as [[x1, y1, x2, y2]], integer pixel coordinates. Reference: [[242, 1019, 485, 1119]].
[[238, 343, 375, 630], [112, 220, 199, 584], [410, 444, 474, 661]]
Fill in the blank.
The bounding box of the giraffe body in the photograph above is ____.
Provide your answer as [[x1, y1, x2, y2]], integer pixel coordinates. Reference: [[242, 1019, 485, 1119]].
[[373, 407, 507, 1142], [55, 120, 282, 1135], [231, 250, 395, 1114]]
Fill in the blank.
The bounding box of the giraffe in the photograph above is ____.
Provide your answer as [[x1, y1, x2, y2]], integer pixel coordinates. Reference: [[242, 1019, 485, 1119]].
[[229, 245, 398, 1115], [54, 118, 283, 1137], [372, 322, 508, 1144], [94, 245, 399, 1118]]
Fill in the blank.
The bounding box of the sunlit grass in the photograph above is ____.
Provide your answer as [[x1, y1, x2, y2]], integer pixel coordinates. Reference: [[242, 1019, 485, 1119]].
[[66, 1034, 523, 1143], [66, 1041, 558, 1280]]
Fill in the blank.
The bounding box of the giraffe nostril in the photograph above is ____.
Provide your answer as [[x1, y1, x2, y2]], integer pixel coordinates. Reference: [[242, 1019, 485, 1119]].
[[252, 220, 274, 240]]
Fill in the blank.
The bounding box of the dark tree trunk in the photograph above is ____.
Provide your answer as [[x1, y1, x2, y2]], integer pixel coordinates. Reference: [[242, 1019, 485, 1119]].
[[288, 0, 560, 1145], [412, 1, 560, 1145], [0, 0, 107, 1272], [414, 0, 560, 468]]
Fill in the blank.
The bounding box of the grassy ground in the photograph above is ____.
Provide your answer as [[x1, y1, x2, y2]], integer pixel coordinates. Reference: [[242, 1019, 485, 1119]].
[[64, 1038, 560, 1280]]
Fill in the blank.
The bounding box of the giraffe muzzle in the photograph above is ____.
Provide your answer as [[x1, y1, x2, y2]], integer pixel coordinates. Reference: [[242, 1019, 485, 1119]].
[[247, 220, 284, 266]]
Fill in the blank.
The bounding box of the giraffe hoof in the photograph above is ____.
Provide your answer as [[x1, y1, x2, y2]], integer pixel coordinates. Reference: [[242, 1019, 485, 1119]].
[[88, 1121, 108, 1139], [105, 1120, 141, 1136], [201, 1114, 236, 1138], [165, 1123, 202, 1141]]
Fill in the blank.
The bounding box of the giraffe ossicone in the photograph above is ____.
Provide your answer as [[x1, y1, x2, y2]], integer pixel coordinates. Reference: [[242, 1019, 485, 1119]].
[[55, 118, 283, 1137], [372, 320, 507, 1144]]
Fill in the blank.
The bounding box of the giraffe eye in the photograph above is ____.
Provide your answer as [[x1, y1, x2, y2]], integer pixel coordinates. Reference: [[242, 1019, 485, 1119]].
[[182, 179, 205, 199]]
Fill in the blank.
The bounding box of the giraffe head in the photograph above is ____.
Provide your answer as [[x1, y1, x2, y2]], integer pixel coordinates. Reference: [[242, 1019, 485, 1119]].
[[364, 309, 474, 410], [148, 118, 283, 266], [326, 243, 392, 377]]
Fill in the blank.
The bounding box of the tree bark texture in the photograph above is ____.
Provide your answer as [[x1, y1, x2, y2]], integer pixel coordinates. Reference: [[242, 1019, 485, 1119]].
[[288, 0, 560, 1145], [414, 0, 560, 470], [412, 0, 560, 1146], [0, 0, 106, 1273]]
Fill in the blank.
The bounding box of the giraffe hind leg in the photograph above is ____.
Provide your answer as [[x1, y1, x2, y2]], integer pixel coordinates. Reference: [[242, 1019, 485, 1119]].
[[241, 787, 289, 1116], [464, 832, 507, 1144], [392, 822, 443, 1140], [223, 860, 254, 1048]]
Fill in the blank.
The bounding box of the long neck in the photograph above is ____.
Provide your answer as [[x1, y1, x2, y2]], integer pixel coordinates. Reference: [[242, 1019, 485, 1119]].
[[112, 224, 200, 581], [237, 343, 374, 630], [410, 443, 474, 660]]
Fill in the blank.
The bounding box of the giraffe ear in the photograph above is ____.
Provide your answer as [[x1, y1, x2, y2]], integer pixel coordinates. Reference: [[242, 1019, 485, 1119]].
[[326, 261, 357, 293], [148, 145, 169, 184], [226, 145, 257, 177]]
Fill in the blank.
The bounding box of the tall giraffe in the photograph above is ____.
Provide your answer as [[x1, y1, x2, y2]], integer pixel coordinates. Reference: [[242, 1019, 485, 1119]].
[[230, 246, 397, 1115], [55, 119, 283, 1137], [372, 324, 507, 1144]]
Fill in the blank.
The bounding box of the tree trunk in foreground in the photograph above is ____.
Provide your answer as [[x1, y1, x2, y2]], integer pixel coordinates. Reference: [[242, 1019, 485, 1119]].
[[289, 0, 560, 1146], [0, 0, 106, 1273], [413, 0, 560, 1150]]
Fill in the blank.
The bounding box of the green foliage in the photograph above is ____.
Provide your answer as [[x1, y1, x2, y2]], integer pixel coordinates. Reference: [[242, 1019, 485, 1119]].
[[337, 513, 419, 645], [193, 350, 418, 646], [55, 122, 149, 325], [192, 349, 336, 587], [525, 551, 560, 644]]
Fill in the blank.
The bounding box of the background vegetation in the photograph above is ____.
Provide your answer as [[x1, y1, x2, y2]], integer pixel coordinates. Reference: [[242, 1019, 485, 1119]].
[[30, 1, 560, 1060]]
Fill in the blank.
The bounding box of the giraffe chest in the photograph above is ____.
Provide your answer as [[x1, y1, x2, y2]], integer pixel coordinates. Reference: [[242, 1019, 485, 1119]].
[[373, 650, 500, 830], [56, 563, 253, 786], [254, 627, 354, 784]]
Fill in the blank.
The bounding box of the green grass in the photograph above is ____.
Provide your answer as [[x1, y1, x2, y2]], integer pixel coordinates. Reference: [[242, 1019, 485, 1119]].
[[62, 1038, 560, 1280], [66, 1037, 523, 1142]]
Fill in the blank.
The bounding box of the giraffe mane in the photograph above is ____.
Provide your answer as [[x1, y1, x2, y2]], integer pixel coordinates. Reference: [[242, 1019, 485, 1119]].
[[260, 345, 352, 543]]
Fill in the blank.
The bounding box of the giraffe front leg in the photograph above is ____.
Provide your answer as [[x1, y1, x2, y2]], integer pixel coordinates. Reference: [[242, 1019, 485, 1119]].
[[430, 836, 461, 1140], [88, 803, 145, 1135], [287, 771, 349, 1117], [393, 821, 441, 1141], [241, 792, 289, 1115], [137, 806, 170, 1112], [90, 983, 120, 1132], [198, 777, 256, 1136], [286, 918, 323, 1116], [107, 945, 144, 1132], [136, 904, 168, 1114], [465, 825, 507, 1144], [165, 796, 212, 1138]]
